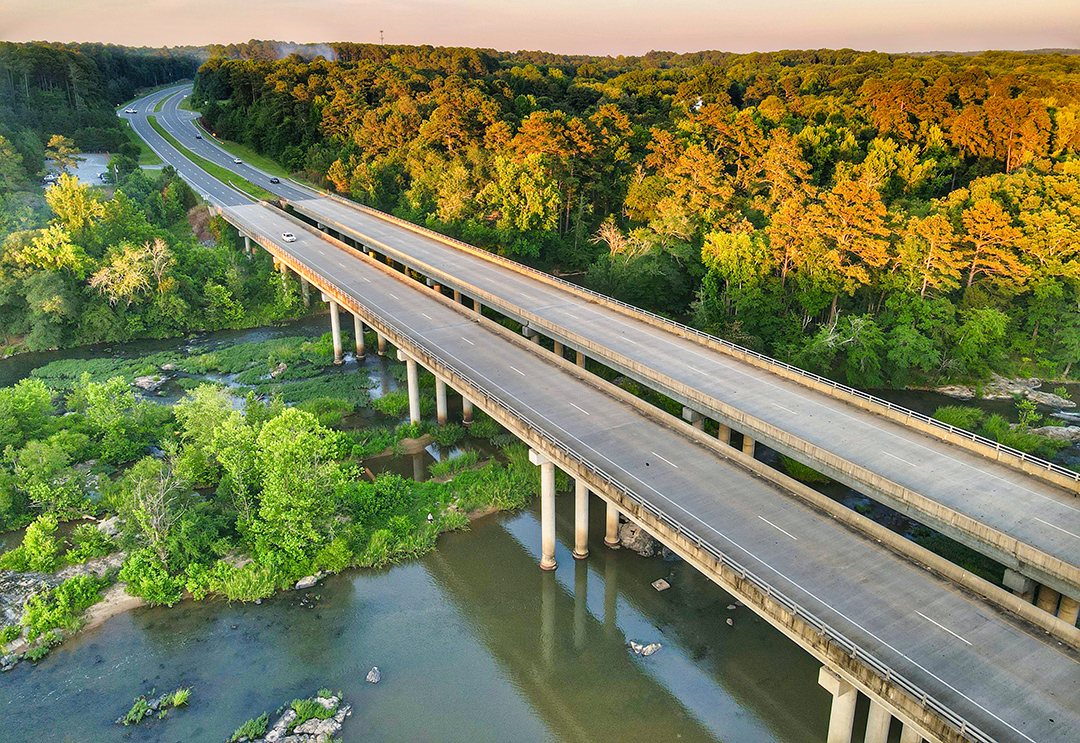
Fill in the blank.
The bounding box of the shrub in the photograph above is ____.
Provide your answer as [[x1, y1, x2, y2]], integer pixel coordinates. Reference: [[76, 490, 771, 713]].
[[349, 426, 397, 458], [119, 549, 184, 606], [23, 631, 61, 661], [0, 624, 21, 645], [932, 405, 985, 433], [371, 390, 410, 417], [299, 396, 354, 427], [21, 574, 107, 643], [121, 696, 152, 726], [23, 513, 60, 572], [467, 412, 502, 441], [313, 536, 353, 573], [214, 560, 281, 602], [780, 455, 831, 484], [66, 523, 115, 563], [291, 696, 337, 727], [431, 423, 465, 447], [230, 713, 269, 742], [0, 545, 29, 571], [429, 451, 480, 479], [165, 686, 192, 707]]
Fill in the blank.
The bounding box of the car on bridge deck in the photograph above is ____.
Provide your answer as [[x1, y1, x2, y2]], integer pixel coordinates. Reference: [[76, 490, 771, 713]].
[[281, 232, 297, 243], [195, 133, 202, 139], [233, 158, 242, 164]]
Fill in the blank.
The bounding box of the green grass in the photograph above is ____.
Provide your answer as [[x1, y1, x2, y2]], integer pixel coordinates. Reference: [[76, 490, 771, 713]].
[[146, 115, 275, 202], [153, 96, 166, 113], [230, 713, 269, 742], [178, 95, 196, 112], [195, 124, 292, 180]]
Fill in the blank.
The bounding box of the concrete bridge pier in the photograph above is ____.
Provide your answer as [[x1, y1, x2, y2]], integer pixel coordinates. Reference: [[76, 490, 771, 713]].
[[243, 234, 251, 254], [397, 351, 421, 424], [435, 378, 448, 425], [605, 501, 620, 549], [377, 332, 387, 356], [742, 434, 756, 458], [462, 396, 473, 424], [529, 450, 558, 571], [818, 667, 857, 743], [328, 299, 344, 364], [301, 277, 311, 307], [353, 315, 365, 359], [576, 350, 585, 367], [682, 407, 705, 431], [554, 341, 564, 358], [573, 480, 589, 559], [864, 701, 892, 743], [717, 423, 731, 444], [453, 289, 462, 303]]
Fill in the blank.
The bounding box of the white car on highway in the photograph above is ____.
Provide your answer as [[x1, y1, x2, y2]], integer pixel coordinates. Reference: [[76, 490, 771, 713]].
[[124, 108, 137, 114], [281, 232, 297, 243], [233, 158, 242, 164]]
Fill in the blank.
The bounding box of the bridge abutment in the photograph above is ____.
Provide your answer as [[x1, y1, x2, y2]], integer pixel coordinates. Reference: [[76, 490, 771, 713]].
[[682, 406, 705, 431]]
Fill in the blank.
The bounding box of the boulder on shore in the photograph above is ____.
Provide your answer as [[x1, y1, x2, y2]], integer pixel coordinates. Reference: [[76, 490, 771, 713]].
[[1027, 425, 1080, 443], [294, 574, 320, 590], [933, 375, 1074, 409], [619, 522, 660, 557]]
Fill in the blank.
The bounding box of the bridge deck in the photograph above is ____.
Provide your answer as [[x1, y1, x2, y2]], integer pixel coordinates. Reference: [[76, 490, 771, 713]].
[[128, 86, 1080, 741]]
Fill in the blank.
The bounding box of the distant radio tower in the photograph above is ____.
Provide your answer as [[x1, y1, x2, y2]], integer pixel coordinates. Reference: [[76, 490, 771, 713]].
[[379, 30, 384, 44]]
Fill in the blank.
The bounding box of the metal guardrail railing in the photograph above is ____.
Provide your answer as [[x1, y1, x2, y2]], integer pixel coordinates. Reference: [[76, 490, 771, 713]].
[[301, 192, 1078, 486], [225, 205, 997, 743]]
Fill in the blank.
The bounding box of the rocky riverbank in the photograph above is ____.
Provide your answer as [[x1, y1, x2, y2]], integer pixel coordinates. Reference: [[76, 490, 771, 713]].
[[934, 375, 1075, 409]]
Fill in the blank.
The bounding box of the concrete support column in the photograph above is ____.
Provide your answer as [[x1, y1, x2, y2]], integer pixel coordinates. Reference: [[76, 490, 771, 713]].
[[243, 235, 251, 254], [1036, 585, 1062, 615], [742, 434, 756, 458], [1058, 595, 1080, 626], [473, 298, 481, 313], [462, 396, 473, 424], [818, 667, 857, 743], [529, 450, 558, 571], [329, 300, 343, 365], [301, 277, 311, 308], [899, 723, 923, 743], [682, 407, 705, 431], [377, 333, 387, 356], [573, 480, 589, 559], [864, 701, 892, 743], [717, 423, 731, 445], [576, 350, 585, 367], [432, 284, 441, 293], [368, 250, 377, 260], [605, 501, 620, 549], [554, 341, 564, 358], [353, 315, 365, 359], [530, 332, 541, 345], [453, 289, 462, 303], [435, 378, 448, 425], [398, 352, 421, 425]]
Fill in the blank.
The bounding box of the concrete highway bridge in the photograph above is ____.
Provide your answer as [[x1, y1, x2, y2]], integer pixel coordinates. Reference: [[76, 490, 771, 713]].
[[121, 85, 1080, 743]]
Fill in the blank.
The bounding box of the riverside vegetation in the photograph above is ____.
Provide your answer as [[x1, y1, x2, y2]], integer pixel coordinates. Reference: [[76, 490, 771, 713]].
[[0, 329, 537, 665]]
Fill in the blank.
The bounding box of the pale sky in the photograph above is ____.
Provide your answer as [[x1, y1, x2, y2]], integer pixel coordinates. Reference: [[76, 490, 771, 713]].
[[2, 0, 1078, 56]]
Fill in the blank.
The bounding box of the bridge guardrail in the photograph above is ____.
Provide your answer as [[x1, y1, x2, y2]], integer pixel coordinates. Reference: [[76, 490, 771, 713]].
[[304, 191, 1078, 488], [224, 205, 998, 743]]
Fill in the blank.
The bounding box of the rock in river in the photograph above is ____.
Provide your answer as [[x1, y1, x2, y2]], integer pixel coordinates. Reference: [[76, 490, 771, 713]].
[[366, 666, 381, 684]]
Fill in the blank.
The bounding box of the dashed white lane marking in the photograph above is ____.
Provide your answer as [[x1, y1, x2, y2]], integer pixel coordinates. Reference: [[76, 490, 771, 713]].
[[569, 402, 590, 416], [916, 611, 972, 646], [772, 402, 799, 414], [651, 451, 679, 469], [509, 365, 526, 376], [1033, 517, 1080, 541], [758, 516, 798, 541], [389, 293, 399, 299], [883, 451, 918, 467], [687, 365, 707, 374], [460, 337, 474, 345], [422, 313, 433, 320]]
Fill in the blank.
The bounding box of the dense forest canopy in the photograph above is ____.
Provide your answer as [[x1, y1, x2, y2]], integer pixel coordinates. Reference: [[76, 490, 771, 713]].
[[192, 46, 1080, 386]]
